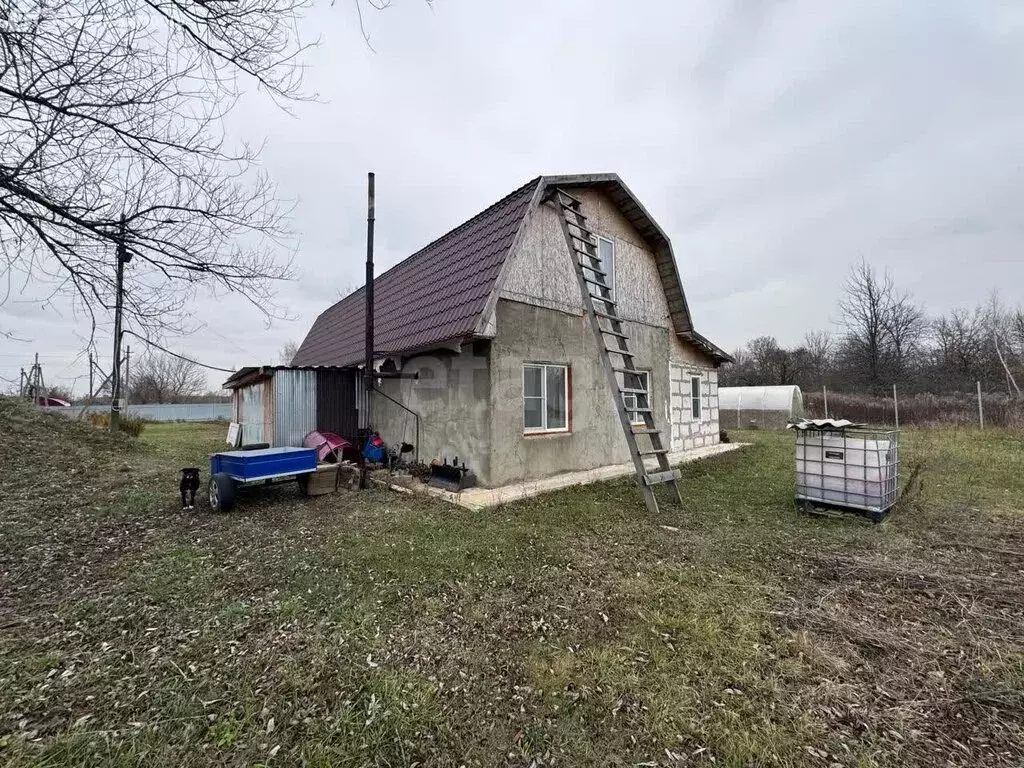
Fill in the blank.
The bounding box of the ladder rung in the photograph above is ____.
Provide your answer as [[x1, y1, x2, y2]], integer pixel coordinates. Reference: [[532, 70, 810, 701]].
[[555, 188, 584, 206], [583, 276, 611, 289], [577, 257, 606, 275], [643, 469, 681, 486], [627, 407, 653, 414], [620, 387, 647, 394], [570, 232, 596, 247], [593, 309, 621, 322], [601, 328, 629, 340], [591, 295, 616, 307], [605, 346, 633, 357], [638, 448, 669, 456], [612, 366, 645, 376], [568, 221, 598, 238], [632, 427, 662, 436]]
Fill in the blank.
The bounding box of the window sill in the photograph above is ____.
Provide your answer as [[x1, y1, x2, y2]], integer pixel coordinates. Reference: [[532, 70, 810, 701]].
[[523, 429, 571, 437]]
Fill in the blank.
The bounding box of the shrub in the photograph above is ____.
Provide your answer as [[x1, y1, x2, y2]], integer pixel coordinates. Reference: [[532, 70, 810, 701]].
[[804, 390, 1023, 428], [86, 412, 146, 437]]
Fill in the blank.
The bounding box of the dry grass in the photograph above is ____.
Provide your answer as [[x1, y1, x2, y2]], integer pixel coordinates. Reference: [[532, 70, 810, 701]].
[[805, 390, 1024, 428], [0, 397, 1022, 767]]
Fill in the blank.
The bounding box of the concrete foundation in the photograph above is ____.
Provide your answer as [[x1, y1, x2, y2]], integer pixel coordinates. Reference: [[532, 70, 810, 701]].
[[411, 441, 745, 510]]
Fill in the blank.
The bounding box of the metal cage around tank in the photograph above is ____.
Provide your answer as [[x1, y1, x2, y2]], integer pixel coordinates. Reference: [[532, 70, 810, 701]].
[[794, 426, 900, 515]]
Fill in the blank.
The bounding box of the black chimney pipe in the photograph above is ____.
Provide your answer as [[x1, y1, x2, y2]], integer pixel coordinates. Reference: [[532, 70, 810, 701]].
[[365, 172, 375, 390]]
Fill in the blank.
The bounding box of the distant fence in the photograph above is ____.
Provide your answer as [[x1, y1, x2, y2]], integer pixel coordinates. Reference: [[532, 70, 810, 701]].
[[40, 403, 231, 422], [805, 391, 1023, 429]]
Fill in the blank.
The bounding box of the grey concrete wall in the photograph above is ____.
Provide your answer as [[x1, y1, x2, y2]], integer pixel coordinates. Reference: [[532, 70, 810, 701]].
[[372, 343, 493, 484], [488, 299, 671, 487]]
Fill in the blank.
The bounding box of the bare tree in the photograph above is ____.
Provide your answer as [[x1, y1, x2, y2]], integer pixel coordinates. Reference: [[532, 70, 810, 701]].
[[803, 330, 833, 383], [838, 259, 889, 389], [837, 259, 925, 390], [931, 306, 985, 387], [129, 352, 206, 403], [0, 0, 319, 346], [984, 293, 1022, 397], [279, 340, 299, 365], [882, 290, 926, 381]]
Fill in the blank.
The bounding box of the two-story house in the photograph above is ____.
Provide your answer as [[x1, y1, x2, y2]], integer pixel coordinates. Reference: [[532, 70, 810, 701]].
[[293, 173, 731, 488]]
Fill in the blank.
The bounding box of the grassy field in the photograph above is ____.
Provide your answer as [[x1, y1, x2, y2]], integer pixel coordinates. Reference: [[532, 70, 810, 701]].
[[1, 398, 1022, 767]]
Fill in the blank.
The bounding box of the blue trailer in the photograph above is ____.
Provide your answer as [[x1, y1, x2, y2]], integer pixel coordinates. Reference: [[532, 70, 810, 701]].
[[208, 446, 318, 512]]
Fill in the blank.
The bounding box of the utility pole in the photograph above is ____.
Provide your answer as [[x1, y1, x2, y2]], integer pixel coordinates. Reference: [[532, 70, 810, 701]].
[[110, 214, 130, 432]]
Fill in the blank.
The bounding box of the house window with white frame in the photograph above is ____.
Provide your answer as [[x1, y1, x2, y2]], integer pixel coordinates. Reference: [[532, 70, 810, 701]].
[[621, 370, 650, 426], [523, 363, 569, 433], [587, 236, 615, 301], [690, 375, 703, 420]]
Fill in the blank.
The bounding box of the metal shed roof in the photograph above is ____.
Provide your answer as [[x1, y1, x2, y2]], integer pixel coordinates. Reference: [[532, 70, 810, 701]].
[[223, 365, 355, 390]]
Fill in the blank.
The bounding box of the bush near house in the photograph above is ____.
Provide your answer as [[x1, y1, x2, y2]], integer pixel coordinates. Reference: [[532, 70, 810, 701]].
[[0, 396, 1022, 767], [85, 411, 146, 437]]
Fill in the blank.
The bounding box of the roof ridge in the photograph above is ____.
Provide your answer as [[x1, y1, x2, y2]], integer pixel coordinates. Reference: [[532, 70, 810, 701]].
[[312, 176, 542, 322]]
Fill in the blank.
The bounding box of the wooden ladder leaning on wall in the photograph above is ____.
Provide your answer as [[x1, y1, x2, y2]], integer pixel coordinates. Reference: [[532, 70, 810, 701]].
[[547, 187, 683, 516]]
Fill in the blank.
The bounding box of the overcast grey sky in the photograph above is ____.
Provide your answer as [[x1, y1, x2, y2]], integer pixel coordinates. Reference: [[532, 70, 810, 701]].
[[2, 0, 1023, 393]]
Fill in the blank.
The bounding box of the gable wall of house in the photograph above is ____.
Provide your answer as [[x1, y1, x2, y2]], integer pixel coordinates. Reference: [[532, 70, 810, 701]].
[[498, 188, 673, 329]]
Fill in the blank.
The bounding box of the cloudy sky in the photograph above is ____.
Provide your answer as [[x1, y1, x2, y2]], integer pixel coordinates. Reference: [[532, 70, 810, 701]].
[[2, 0, 1022, 393]]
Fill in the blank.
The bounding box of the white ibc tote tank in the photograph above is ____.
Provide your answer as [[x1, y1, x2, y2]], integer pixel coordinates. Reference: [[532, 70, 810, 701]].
[[790, 420, 899, 520]]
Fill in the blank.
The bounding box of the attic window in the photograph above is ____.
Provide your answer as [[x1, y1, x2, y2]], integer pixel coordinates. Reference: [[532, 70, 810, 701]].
[[587, 236, 615, 301]]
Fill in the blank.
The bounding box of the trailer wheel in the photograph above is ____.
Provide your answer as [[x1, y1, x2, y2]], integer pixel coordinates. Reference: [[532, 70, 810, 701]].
[[209, 472, 236, 512]]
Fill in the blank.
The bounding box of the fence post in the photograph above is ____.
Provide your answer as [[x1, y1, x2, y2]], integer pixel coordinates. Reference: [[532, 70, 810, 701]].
[[977, 381, 984, 430], [736, 391, 741, 429], [892, 383, 899, 429], [822, 385, 828, 419]]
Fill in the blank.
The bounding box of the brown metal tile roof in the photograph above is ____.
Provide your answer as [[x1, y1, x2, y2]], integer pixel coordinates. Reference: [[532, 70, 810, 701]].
[[292, 177, 541, 367], [293, 173, 730, 367]]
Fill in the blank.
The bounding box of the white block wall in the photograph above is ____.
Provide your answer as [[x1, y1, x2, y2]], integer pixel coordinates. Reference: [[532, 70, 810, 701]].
[[669, 365, 720, 452]]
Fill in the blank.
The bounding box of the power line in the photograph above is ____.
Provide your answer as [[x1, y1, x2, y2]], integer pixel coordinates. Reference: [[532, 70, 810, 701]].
[[121, 330, 236, 373]]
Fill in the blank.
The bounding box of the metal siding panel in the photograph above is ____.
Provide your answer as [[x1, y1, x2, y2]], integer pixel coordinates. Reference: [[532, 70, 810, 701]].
[[316, 369, 360, 442], [238, 383, 265, 444], [356, 376, 369, 431], [274, 369, 318, 447], [43, 403, 232, 422]]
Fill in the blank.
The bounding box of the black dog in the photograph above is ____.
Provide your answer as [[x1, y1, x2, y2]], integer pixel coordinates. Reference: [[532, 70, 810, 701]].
[[179, 468, 200, 510]]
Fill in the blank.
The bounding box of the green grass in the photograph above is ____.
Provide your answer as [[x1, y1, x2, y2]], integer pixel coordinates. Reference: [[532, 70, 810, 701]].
[[1, 397, 1022, 766]]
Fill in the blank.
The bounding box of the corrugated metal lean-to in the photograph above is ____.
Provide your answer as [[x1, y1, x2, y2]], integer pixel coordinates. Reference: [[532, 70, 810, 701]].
[[238, 383, 265, 444], [273, 369, 318, 447]]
